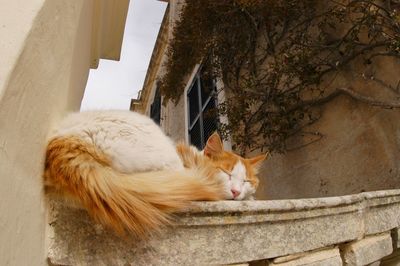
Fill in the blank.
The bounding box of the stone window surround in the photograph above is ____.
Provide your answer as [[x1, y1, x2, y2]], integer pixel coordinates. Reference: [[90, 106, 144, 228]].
[[48, 189, 400, 265]]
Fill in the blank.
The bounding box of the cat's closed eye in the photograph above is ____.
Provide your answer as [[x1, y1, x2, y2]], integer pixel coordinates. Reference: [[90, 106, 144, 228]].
[[218, 167, 232, 180]]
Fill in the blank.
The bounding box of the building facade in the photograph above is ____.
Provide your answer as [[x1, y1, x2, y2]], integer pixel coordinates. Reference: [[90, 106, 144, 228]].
[[133, 0, 400, 201]]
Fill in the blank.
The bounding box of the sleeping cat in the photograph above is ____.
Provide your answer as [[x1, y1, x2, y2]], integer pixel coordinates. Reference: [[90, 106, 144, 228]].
[[177, 132, 266, 200], [44, 110, 266, 238]]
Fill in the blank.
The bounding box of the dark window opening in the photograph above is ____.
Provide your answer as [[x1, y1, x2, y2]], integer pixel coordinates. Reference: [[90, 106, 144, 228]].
[[150, 87, 161, 125]]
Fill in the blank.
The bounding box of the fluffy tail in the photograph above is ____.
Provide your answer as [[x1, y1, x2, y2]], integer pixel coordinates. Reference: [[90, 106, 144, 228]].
[[44, 136, 224, 238]]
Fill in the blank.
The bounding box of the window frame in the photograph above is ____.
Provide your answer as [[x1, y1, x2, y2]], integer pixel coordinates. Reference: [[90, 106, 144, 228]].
[[186, 68, 218, 149]]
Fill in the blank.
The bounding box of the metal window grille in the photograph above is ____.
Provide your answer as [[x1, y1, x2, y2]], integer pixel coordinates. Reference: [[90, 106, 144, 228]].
[[187, 70, 218, 149], [150, 87, 161, 125]]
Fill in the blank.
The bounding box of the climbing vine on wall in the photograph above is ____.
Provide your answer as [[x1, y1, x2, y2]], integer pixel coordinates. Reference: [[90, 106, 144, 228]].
[[159, 0, 400, 154]]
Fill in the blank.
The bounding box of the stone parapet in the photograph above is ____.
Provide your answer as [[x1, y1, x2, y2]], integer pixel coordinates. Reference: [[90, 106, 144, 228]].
[[48, 189, 400, 265]]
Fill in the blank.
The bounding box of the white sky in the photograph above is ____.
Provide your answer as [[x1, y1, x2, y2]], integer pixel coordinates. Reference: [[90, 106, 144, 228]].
[[80, 0, 167, 111]]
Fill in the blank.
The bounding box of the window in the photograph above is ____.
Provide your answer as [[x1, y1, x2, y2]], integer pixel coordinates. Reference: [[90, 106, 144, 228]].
[[150, 87, 161, 125], [187, 69, 218, 149]]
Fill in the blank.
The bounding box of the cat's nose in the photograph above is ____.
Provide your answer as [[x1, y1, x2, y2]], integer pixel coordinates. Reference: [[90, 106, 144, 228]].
[[231, 189, 240, 198]]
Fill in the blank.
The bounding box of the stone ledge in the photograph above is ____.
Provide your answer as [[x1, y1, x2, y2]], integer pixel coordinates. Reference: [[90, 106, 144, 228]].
[[47, 189, 400, 265]]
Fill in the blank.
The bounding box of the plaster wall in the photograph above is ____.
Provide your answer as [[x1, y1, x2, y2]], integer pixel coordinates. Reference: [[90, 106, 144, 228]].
[[0, 0, 94, 264], [257, 57, 400, 200]]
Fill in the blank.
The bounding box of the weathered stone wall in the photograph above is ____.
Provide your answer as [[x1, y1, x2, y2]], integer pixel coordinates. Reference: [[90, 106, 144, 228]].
[[48, 190, 400, 265], [163, 96, 187, 142], [257, 56, 400, 200]]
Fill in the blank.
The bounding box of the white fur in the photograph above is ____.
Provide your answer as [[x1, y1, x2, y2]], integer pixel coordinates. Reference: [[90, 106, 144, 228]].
[[216, 171, 235, 199], [51, 110, 184, 173], [51, 110, 247, 199]]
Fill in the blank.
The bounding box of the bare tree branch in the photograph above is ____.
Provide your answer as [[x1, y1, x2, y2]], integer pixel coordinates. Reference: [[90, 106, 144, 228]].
[[293, 87, 400, 112]]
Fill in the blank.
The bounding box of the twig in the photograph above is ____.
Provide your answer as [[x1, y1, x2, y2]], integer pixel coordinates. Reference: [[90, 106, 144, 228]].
[[292, 87, 400, 112]]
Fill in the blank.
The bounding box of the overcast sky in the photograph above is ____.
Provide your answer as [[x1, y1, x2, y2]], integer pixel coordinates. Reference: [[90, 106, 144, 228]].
[[80, 0, 167, 111]]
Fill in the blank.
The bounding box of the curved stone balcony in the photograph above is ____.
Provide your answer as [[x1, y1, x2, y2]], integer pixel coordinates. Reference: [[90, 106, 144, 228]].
[[48, 189, 400, 265]]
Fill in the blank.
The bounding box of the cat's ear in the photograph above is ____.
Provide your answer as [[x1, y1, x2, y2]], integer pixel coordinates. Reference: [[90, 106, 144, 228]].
[[247, 153, 268, 172], [204, 132, 223, 157]]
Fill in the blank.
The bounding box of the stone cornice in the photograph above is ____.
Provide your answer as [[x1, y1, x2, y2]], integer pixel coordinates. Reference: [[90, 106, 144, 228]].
[[90, 0, 130, 68]]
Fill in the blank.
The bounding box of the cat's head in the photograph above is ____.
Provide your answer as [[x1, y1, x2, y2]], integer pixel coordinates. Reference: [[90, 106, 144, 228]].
[[204, 133, 267, 200]]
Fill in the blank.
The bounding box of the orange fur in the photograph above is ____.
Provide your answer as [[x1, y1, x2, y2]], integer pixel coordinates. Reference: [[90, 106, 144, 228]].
[[44, 136, 224, 238]]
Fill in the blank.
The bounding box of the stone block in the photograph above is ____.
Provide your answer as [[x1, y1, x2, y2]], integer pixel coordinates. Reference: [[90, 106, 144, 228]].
[[364, 191, 400, 235], [341, 233, 393, 266], [270, 248, 342, 266]]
